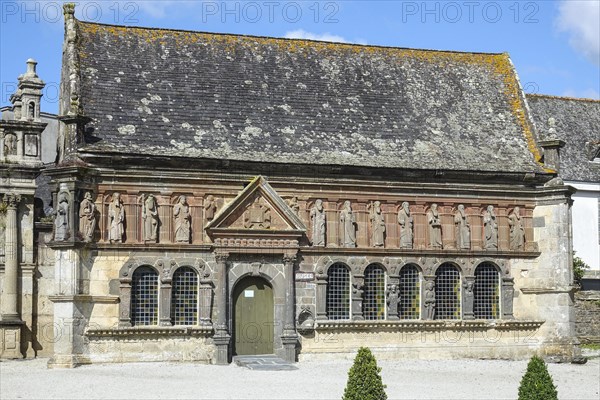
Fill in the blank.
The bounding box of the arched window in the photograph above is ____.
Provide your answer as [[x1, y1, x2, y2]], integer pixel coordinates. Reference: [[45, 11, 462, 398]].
[[474, 263, 500, 319], [131, 266, 159, 326], [399, 264, 420, 320], [435, 263, 461, 320], [171, 267, 199, 325], [327, 263, 350, 320], [363, 264, 386, 320]]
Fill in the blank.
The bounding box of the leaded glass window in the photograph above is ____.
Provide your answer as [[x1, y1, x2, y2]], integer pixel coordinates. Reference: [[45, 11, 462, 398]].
[[363, 265, 386, 320], [399, 264, 421, 319], [171, 267, 198, 325], [327, 263, 350, 320], [435, 264, 461, 320], [474, 263, 500, 319], [131, 266, 159, 326]]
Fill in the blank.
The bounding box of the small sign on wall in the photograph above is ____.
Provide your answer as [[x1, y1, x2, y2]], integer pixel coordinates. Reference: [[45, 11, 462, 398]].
[[244, 290, 254, 298], [295, 272, 315, 282]]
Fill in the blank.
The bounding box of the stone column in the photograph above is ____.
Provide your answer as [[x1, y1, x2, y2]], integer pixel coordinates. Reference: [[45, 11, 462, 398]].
[[315, 269, 328, 320], [281, 253, 298, 362], [118, 276, 132, 327], [213, 252, 230, 364], [0, 194, 24, 359], [462, 276, 475, 320], [2, 193, 21, 321], [422, 275, 436, 321]]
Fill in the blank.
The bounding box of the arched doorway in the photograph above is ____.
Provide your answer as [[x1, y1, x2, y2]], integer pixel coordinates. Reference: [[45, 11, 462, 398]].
[[233, 276, 274, 356]]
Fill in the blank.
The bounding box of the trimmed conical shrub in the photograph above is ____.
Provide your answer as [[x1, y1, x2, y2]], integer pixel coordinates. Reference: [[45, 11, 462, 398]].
[[518, 356, 558, 400], [342, 347, 387, 400]]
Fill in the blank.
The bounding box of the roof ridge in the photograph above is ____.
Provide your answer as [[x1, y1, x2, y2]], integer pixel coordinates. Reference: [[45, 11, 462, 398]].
[[527, 93, 600, 103], [75, 19, 505, 57]]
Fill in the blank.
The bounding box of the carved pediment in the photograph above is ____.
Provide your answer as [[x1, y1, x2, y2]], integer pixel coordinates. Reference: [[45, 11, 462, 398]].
[[205, 176, 306, 238]]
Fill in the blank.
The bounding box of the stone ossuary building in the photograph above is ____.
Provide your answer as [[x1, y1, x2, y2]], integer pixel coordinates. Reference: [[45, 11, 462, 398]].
[[1, 4, 594, 367]]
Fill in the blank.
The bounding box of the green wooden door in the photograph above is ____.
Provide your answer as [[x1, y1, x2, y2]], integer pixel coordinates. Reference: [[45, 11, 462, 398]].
[[233, 277, 274, 355]]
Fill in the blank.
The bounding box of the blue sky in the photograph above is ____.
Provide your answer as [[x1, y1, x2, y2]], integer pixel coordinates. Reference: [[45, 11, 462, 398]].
[[1, 0, 599, 114]]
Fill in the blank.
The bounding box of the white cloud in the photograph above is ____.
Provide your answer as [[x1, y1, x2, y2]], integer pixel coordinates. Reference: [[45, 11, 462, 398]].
[[562, 88, 600, 100], [556, 0, 600, 66], [136, 1, 182, 19], [284, 29, 353, 44]]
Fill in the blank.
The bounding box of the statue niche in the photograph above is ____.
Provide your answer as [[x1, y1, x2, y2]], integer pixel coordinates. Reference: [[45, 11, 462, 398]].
[[397, 201, 413, 249], [310, 199, 326, 246], [54, 192, 69, 241], [173, 195, 191, 243], [339, 200, 357, 248], [454, 204, 471, 250], [108, 192, 125, 243], [426, 203, 442, 249], [369, 201, 385, 247], [508, 206, 525, 250], [483, 205, 498, 250], [244, 196, 271, 229]]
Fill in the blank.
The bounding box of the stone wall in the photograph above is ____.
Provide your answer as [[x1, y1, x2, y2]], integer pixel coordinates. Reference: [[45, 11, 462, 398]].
[[575, 291, 600, 344]]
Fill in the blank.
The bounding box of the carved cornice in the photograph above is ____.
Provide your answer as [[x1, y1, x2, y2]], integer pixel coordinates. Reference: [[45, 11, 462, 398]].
[[85, 326, 213, 338], [520, 287, 577, 295], [314, 320, 544, 332], [48, 295, 120, 304]]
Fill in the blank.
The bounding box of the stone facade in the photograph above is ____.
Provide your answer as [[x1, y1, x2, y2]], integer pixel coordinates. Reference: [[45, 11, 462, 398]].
[[0, 4, 587, 367]]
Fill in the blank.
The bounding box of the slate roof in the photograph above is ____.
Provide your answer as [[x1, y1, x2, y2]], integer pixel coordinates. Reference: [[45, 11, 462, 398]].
[[74, 20, 546, 174], [527, 94, 600, 183]]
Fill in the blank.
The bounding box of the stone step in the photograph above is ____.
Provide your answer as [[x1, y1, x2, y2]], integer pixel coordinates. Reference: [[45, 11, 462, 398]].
[[233, 355, 298, 371]]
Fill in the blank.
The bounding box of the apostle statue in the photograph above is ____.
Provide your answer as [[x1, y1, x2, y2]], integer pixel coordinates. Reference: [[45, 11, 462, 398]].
[[397, 201, 413, 249], [369, 201, 386, 247], [427, 203, 442, 249], [454, 204, 471, 250], [483, 205, 498, 250], [204, 195, 217, 221], [142, 194, 159, 242], [174, 195, 191, 243], [54, 192, 69, 241], [310, 199, 326, 246], [340, 200, 357, 248], [424, 281, 436, 320], [386, 284, 399, 318], [79, 191, 96, 242], [287, 196, 300, 216], [508, 206, 525, 250], [108, 192, 125, 243]]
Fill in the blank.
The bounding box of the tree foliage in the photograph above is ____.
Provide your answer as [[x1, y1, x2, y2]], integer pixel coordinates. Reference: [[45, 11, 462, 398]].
[[342, 347, 387, 400], [518, 356, 558, 400]]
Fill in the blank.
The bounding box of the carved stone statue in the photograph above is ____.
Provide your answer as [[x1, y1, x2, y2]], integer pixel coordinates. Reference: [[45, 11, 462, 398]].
[[386, 284, 399, 317], [454, 204, 471, 250], [142, 194, 159, 242], [398, 201, 413, 249], [463, 279, 474, 317], [108, 192, 124, 243], [79, 191, 96, 242], [4, 134, 17, 155], [424, 281, 435, 320], [427, 203, 442, 249], [244, 196, 271, 229], [54, 192, 69, 241], [173, 195, 191, 243], [340, 200, 357, 248], [204, 195, 217, 221], [287, 196, 300, 216], [508, 206, 525, 250], [369, 201, 385, 247], [310, 199, 326, 246], [483, 205, 498, 250]]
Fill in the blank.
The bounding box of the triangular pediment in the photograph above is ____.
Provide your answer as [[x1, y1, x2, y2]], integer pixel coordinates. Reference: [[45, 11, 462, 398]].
[[205, 176, 306, 235]]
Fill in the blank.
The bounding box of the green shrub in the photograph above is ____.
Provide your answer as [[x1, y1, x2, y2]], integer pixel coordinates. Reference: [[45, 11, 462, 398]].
[[518, 356, 558, 400], [573, 253, 590, 284], [342, 347, 387, 400]]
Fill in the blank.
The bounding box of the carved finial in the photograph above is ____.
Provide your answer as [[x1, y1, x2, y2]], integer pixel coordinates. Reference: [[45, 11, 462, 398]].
[[63, 3, 76, 16]]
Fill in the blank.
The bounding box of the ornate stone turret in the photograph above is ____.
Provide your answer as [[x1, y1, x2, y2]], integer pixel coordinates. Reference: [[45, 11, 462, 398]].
[[539, 117, 566, 174], [0, 59, 47, 359]]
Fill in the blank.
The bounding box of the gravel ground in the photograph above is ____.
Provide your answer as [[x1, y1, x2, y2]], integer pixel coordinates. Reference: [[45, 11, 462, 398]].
[[1, 357, 598, 400]]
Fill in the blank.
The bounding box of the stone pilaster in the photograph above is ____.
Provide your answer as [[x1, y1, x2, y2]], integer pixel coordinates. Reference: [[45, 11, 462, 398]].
[[159, 279, 172, 326], [501, 277, 515, 319], [315, 269, 328, 320], [462, 276, 475, 320], [281, 253, 298, 362], [351, 275, 364, 320], [199, 274, 214, 326], [213, 252, 230, 365]]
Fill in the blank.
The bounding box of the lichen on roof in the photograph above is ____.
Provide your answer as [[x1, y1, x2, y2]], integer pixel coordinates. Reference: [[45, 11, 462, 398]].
[[73, 19, 548, 175]]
